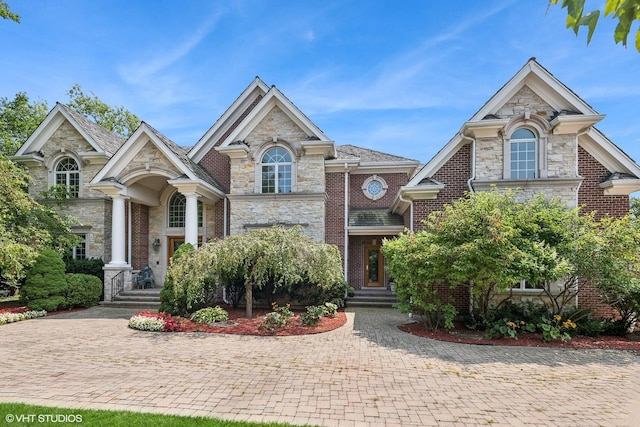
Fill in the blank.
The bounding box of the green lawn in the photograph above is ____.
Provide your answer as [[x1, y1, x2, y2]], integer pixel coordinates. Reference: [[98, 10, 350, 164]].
[[0, 403, 309, 427]]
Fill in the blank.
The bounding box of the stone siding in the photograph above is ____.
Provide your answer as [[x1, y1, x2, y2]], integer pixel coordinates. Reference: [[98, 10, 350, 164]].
[[229, 197, 326, 242]]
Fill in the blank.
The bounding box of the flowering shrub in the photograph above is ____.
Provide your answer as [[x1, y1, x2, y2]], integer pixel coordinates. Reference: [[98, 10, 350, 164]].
[[128, 311, 183, 332], [0, 308, 47, 325], [191, 306, 229, 324], [539, 314, 576, 342], [258, 303, 294, 334]]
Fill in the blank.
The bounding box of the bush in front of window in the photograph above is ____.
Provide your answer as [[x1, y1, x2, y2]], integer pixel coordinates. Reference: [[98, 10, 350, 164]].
[[20, 249, 69, 312], [65, 273, 102, 308]]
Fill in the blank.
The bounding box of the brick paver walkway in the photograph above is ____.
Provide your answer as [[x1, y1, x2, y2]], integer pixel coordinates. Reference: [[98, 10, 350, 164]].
[[1, 307, 639, 426]]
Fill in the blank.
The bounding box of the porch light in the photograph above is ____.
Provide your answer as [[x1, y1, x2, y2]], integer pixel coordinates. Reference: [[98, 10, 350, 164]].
[[152, 238, 161, 251]]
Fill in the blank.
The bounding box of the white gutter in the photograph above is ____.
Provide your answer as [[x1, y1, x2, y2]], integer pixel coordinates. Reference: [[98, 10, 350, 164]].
[[398, 191, 414, 232]]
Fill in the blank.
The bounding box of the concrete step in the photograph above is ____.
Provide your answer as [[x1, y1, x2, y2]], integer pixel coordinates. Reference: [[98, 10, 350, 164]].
[[100, 288, 161, 310], [348, 288, 397, 308]]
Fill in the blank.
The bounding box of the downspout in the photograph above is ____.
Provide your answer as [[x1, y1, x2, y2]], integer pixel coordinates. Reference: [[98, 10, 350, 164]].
[[222, 196, 229, 304], [460, 132, 476, 315], [573, 128, 589, 310], [343, 164, 349, 297], [398, 191, 414, 232], [223, 197, 228, 237], [460, 132, 476, 193]]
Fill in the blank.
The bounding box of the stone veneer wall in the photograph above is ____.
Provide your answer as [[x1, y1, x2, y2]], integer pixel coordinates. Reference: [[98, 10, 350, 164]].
[[229, 197, 326, 242], [227, 106, 327, 241]]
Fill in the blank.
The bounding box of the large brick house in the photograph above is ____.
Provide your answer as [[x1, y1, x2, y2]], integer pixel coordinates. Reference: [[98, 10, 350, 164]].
[[11, 58, 640, 314]]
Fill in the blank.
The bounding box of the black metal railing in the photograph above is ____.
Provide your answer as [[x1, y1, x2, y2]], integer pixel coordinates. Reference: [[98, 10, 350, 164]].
[[111, 270, 125, 299]]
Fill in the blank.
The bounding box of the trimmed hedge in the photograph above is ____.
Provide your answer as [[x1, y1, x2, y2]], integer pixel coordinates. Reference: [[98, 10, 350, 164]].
[[66, 273, 102, 308]]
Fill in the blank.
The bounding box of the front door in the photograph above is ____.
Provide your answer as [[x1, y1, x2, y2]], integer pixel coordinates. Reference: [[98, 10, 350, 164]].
[[167, 236, 202, 262], [364, 245, 384, 287]]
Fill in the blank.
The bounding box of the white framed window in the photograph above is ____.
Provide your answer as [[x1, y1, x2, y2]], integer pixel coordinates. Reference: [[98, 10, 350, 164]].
[[362, 175, 388, 200], [512, 280, 546, 291], [55, 157, 80, 198], [261, 147, 292, 194], [71, 233, 87, 260], [167, 192, 203, 228], [509, 128, 537, 179]]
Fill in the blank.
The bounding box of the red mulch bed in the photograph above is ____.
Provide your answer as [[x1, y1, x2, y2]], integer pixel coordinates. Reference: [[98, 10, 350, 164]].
[[151, 307, 347, 336], [400, 321, 640, 354]]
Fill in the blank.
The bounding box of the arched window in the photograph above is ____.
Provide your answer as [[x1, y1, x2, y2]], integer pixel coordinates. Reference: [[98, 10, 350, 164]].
[[261, 147, 292, 193], [55, 157, 80, 198], [168, 192, 203, 228], [509, 128, 537, 179]]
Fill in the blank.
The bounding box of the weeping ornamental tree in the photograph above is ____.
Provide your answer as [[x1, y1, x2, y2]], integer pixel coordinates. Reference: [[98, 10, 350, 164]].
[[164, 226, 344, 318]]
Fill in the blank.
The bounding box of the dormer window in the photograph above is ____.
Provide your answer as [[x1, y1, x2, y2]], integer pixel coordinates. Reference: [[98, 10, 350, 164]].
[[509, 128, 537, 179], [55, 157, 80, 198], [261, 147, 292, 194]]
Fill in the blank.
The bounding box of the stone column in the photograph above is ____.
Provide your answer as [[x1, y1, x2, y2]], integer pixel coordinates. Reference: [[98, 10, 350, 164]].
[[184, 192, 199, 248]]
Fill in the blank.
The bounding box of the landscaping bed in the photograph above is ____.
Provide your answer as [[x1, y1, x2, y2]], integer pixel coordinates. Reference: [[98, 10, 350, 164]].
[[400, 321, 640, 354], [129, 306, 347, 336]]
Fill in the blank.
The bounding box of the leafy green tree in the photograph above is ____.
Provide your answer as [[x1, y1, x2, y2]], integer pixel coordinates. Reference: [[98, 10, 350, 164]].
[[384, 190, 591, 325], [0, 1, 19, 23], [165, 226, 344, 318], [549, 0, 640, 52], [630, 197, 640, 218], [583, 215, 640, 330], [67, 84, 140, 139], [0, 156, 79, 291], [0, 93, 48, 156]]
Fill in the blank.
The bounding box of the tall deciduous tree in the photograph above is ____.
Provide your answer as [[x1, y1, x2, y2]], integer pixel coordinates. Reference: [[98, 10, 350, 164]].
[[67, 84, 140, 139], [0, 156, 79, 292], [549, 0, 640, 52], [0, 93, 48, 156]]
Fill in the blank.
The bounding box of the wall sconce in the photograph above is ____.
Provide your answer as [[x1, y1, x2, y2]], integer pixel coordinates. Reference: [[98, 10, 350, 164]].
[[152, 238, 161, 252]]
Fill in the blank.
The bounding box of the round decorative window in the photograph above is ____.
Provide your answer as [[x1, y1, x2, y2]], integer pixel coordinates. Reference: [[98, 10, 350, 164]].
[[362, 175, 388, 200]]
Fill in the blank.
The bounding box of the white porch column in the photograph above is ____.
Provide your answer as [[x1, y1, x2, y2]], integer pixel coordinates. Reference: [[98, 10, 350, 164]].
[[184, 192, 199, 248], [110, 194, 128, 266]]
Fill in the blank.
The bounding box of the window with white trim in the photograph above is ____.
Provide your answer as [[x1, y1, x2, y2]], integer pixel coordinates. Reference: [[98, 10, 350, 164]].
[[55, 157, 80, 198], [168, 192, 203, 228], [509, 128, 537, 179], [512, 280, 545, 291], [71, 233, 87, 260], [261, 147, 292, 194]]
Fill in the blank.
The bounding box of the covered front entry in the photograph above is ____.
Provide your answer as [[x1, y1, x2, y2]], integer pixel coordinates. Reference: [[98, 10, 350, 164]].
[[364, 245, 384, 287]]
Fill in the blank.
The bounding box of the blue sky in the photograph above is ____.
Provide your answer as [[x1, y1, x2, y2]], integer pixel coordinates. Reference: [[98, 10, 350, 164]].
[[1, 1, 639, 164]]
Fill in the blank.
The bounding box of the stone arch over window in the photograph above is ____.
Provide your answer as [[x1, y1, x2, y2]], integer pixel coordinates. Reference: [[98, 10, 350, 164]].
[[54, 156, 81, 198], [256, 144, 296, 194], [503, 115, 549, 179], [167, 191, 203, 228]]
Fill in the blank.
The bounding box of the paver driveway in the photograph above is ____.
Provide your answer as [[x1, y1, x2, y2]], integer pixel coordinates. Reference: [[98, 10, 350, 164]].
[[1, 306, 639, 426]]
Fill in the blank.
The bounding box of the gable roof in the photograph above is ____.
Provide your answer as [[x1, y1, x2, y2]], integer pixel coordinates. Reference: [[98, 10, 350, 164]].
[[406, 58, 640, 188], [217, 83, 334, 148], [91, 122, 224, 197], [189, 77, 270, 162], [13, 102, 124, 158]]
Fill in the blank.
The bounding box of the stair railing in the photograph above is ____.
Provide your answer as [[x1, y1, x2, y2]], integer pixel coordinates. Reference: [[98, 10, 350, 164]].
[[111, 270, 125, 299]]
